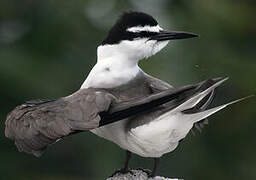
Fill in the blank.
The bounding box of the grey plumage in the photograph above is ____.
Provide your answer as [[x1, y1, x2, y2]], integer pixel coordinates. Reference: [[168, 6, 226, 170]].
[[5, 74, 245, 157], [5, 89, 114, 156], [101, 72, 220, 132], [4, 84, 190, 156]]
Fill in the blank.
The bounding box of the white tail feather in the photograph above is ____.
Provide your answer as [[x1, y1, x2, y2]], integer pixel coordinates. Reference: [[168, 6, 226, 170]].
[[173, 77, 229, 112], [185, 95, 254, 123]]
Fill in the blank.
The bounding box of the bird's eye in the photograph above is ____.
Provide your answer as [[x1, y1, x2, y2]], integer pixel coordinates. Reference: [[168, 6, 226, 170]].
[[128, 31, 158, 40], [138, 31, 158, 37]]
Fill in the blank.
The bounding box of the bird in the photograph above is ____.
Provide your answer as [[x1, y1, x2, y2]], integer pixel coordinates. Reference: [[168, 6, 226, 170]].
[[5, 11, 250, 177]]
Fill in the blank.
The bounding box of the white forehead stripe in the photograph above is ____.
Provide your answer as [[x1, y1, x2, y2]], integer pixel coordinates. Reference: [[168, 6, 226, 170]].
[[127, 25, 163, 33]]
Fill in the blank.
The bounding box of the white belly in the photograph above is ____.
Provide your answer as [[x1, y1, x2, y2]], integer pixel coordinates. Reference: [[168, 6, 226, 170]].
[[91, 111, 194, 158], [83, 59, 194, 157]]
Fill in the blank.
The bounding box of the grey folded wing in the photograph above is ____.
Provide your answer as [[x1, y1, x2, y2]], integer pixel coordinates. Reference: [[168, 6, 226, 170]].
[[5, 88, 114, 157]]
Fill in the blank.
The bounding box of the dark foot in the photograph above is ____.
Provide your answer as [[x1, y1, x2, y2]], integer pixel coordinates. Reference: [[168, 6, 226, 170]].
[[109, 168, 134, 177], [148, 173, 156, 178]]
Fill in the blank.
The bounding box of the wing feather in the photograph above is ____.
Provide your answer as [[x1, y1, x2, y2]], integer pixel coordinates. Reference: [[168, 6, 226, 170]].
[[5, 88, 113, 156], [6, 87, 188, 156], [6, 77, 248, 156]]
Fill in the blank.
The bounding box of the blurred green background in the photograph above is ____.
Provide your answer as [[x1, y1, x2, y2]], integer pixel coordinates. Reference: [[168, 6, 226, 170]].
[[1, 0, 255, 180]]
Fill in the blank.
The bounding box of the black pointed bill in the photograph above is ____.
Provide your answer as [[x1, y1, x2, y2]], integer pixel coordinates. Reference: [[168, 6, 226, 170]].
[[149, 30, 199, 41]]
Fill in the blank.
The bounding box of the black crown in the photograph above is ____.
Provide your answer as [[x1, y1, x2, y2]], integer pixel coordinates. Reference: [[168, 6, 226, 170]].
[[101, 11, 158, 45]]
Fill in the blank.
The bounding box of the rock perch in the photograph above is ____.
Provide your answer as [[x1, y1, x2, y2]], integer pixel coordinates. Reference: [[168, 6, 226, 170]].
[[106, 169, 183, 180]]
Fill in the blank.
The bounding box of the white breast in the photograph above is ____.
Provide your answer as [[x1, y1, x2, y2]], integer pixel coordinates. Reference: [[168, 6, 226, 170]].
[[81, 58, 141, 89]]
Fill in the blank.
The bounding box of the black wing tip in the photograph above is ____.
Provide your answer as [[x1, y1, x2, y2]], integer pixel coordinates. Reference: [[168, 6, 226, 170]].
[[191, 33, 199, 38]]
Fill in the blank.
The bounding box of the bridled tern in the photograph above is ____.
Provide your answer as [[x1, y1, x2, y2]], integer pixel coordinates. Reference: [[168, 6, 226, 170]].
[[5, 11, 250, 177]]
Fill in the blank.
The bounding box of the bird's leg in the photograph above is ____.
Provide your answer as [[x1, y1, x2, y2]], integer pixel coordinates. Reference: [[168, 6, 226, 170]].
[[137, 158, 160, 177], [110, 151, 132, 177], [121, 150, 131, 173], [150, 158, 160, 177]]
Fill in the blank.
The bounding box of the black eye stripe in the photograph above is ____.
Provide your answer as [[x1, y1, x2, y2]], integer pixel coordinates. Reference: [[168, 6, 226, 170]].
[[126, 31, 158, 39], [102, 31, 159, 44], [135, 31, 158, 37]]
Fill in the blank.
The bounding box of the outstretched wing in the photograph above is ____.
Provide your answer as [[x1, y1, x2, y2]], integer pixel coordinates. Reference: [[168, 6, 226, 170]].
[[5, 88, 115, 156], [5, 78, 249, 156]]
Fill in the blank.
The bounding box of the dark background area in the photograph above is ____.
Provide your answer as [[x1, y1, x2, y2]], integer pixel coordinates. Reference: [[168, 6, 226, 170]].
[[0, 0, 255, 179]]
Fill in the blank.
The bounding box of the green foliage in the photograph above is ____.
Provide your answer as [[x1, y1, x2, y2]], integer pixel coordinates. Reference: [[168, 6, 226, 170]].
[[0, 0, 255, 179]]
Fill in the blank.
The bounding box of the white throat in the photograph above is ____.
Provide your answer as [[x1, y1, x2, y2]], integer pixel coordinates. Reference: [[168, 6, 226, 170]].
[[81, 45, 141, 89], [81, 33, 169, 89]]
